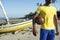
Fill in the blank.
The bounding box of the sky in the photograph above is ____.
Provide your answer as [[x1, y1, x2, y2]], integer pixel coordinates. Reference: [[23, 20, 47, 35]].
[[0, 0, 60, 18]]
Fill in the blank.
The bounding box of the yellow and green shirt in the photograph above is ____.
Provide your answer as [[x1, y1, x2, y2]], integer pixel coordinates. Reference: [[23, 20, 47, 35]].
[[36, 6, 57, 30]]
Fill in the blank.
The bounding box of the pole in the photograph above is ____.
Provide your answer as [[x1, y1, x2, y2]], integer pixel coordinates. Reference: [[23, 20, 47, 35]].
[[0, 0, 10, 24]]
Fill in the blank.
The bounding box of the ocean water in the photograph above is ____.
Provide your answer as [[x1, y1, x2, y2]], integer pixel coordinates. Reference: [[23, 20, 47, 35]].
[[0, 18, 6, 24]]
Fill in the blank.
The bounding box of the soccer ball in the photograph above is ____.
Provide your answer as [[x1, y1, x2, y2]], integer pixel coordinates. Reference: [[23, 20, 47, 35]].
[[35, 16, 44, 25]]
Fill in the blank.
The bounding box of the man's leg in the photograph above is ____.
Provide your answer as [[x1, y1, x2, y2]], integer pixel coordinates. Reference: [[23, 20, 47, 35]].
[[40, 29, 49, 40], [47, 30, 55, 40]]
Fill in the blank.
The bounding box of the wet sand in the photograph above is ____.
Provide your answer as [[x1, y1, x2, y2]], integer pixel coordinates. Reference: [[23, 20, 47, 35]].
[[0, 20, 60, 40]]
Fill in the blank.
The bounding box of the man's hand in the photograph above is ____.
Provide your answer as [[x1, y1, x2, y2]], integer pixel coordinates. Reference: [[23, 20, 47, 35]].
[[33, 28, 38, 36], [56, 31, 59, 36]]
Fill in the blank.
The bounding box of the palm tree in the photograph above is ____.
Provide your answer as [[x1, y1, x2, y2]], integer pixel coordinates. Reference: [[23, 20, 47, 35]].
[[37, 3, 42, 6]]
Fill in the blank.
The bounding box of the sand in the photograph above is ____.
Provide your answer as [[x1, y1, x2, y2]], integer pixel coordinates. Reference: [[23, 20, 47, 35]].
[[0, 20, 60, 40]]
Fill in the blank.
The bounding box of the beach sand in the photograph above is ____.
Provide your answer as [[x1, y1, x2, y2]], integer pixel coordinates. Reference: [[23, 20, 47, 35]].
[[0, 20, 60, 40]]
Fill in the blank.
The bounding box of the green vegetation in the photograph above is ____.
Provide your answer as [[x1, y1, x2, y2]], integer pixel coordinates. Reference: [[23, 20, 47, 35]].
[[24, 12, 35, 19], [57, 11, 60, 19]]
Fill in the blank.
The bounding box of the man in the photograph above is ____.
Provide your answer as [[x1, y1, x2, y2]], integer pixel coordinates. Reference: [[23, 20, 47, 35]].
[[33, 0, 59, 40]]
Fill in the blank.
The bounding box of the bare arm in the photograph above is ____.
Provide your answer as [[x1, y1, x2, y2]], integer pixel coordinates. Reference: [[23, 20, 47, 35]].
[[33, 12, 39, 36], [33, 12, 38, 28], [54, 15, 59, 36]]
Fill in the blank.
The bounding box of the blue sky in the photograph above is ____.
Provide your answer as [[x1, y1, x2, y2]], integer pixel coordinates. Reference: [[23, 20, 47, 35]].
[[0, 0, 60, 18]]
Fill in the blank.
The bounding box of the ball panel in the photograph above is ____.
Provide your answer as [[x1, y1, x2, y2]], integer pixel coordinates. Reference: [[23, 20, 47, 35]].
[[35, 16, 44, 25]]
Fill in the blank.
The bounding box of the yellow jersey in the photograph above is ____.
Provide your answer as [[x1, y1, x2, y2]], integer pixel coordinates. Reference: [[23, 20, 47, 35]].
[[36, 6, 57, 30]]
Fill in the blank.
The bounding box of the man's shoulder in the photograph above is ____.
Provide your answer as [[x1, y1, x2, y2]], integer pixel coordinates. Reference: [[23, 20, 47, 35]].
[[37, 6, 45, 9], [50, 6, 56, 9]]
